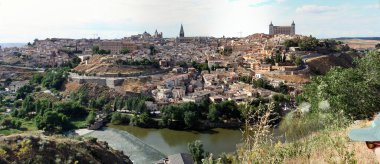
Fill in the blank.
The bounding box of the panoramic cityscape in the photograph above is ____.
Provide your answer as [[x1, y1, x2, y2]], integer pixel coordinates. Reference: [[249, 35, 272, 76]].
[[0, 0, 380, 164]]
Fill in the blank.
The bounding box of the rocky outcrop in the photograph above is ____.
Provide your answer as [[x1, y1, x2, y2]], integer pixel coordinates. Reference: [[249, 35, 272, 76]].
[[0, 134, 133, 164]]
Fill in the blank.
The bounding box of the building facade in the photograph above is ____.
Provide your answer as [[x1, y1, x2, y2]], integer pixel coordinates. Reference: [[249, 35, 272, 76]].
[[269, 21, 295, 35]]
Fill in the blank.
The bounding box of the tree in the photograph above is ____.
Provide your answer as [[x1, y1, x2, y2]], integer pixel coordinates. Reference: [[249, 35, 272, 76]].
[[376, 43, 380, 49], [294, 56, 302, 67], [120, 48, 130, 54], [42, 69, 68, 90], [283, 39, 299, 48], [275, 53, 282, 63], [35, 111, 71, 133], [30, 74, 44, 84], [207, 104, 219, 122], [302, 51, 380, 119], [86, 111, 96, 125], [188, 140, 205, 164], [184, 111, 197, 128], [276, 82, 288, 94], [92, 46, 100, 54], [111, 112, 130, 125], [54, 101, 88, 119], [16, 85, 34, 99]]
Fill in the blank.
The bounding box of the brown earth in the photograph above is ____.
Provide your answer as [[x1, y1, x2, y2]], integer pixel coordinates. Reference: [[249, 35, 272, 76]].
[[73, 55, 157, 75], [64, 83, 122, 100], [306, 53, 355, 75], [265, 74, 310, 84], [0, 134, 132, 164]]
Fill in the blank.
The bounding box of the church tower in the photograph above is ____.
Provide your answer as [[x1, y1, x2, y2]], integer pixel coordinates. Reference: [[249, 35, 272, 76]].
[[291, 21, 296, 35], [269, 21, 274, 35], [179, 24, 185, 38]]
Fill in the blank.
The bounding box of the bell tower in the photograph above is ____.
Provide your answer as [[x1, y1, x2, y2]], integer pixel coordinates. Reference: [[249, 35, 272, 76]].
[[179, 24, 185, 38]]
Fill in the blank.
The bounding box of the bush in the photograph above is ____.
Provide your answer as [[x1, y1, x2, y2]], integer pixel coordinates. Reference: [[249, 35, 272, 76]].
[[86, 111, 96, 125], [35, 111, 72, 133], [54, 101, 88, 119], [111, 112, 130, 125]]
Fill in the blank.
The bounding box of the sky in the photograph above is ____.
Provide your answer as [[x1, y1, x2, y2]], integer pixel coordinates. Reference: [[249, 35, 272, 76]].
[[0, 0, 379, 42]]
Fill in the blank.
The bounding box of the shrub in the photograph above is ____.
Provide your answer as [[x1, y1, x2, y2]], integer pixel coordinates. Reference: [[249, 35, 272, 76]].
[[110, 112, 130, 125]]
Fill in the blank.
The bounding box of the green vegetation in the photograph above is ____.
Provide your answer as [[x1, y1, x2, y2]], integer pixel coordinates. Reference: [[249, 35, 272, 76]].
[[120, 48, 130, 54], [294, 56, 302, 67], [115, 58, 159, 68], [192, 61, 209, 72], [237, 51, 380, 163], [16, 85, 34, 99], [188, 140, 205, 164], [111, 112, 130, 125], [302, 51, 380, 119], [41, 68, 69, 90], [92, 46, 111, 55], [35, 111, 71, 134], [376, 43, 380, 49], [283, 37, 347, 52]]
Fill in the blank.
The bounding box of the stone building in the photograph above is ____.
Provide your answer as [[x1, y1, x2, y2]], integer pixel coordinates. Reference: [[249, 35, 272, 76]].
[[269, 21, 295, 35]]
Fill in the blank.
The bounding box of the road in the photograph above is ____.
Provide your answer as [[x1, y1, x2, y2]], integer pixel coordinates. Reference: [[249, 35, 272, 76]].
[[0, 64, 45, 72]]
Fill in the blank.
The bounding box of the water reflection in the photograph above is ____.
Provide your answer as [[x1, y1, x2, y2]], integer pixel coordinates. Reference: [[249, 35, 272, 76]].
[[108, 124, 243, 155]]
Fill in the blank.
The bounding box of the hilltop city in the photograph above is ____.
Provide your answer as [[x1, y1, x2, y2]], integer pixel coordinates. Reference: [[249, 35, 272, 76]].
[[1, 20, 380, 164]]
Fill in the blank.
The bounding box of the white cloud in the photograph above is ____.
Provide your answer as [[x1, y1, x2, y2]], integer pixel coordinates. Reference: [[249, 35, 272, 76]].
[[275, 0, 286, 3], [364, 3, 380, 9], [0, 0, 278, 42], [296, 5, 337, 14]]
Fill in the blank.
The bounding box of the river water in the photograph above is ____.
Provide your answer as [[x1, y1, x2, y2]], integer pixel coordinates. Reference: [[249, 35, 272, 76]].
[[85, 126, 243, 164]]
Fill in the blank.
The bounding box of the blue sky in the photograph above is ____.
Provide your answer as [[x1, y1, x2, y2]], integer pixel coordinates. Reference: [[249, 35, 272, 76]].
[[0, 0, 379, 42]]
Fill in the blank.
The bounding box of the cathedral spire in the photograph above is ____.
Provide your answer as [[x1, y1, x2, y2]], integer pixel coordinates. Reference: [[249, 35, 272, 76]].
[[179, 24, 185, 38]]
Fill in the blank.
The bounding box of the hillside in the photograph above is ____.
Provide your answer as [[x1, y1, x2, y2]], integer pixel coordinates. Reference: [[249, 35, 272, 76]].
[[340, 39, 380, 50], [73, 55, 159, 75], [306, 53, 355, 75], [0, 134, 133, 164]]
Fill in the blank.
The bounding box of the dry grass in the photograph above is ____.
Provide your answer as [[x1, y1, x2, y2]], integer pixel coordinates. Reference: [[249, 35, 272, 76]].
[[265, 74, 310, 84], [238, 105, 378, 164], [343, 39, 380, 50]]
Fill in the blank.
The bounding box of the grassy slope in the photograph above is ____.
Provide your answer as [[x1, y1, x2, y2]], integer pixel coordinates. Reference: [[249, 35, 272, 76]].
[[238, 120, 378, 163]]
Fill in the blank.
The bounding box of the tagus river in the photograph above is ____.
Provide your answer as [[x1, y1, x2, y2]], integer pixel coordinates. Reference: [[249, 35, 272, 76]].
[[85, 125, 242, 164]]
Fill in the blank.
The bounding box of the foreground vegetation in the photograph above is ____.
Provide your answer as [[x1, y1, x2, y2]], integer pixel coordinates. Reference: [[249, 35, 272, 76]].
[[235, 51, 380, 163]]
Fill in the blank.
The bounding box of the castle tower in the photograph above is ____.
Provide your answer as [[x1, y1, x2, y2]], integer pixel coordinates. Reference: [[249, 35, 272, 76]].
[[179, 24, 185, 38], [291, 21, 295, 35], [269, 21, 274, 35], [155, 29, 159, 37]]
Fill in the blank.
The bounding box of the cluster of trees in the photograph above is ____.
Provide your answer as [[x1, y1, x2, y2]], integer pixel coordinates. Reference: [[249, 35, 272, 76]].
[[283, 37, 347, 53], [32, 68, 69, 90], [110, 112, 130, 125], [208, 101, 240, 122], [149, 45, 158, 55], [115, 58, 159, 68], [60, 56, 81, 68], [16, 85, 34, 99], [238, 76, 289, 94], [0, 116, 22, 130], [11, 95, 88, 133], [160, 102, 201, 128], [92, 46, 111, 55], [376, 43, 380, 49], [302, 51, 380, 119], [192, 61, 209, 72], [120, 48, 130, 54]]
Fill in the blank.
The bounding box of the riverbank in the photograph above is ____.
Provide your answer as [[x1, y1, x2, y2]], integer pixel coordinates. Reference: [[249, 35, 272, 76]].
[[84, 128, 166, 164], [108, 124, 243, 156]]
